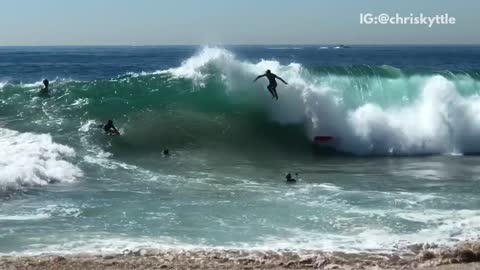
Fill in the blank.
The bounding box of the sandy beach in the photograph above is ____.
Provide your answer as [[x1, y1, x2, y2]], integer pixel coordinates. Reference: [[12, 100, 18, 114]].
[[2, 242, 480, 270]]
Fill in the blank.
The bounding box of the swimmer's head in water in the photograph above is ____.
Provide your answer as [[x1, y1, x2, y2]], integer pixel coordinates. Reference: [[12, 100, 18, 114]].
[[266, 70, 271, 74], [43, 79, 49, 87], [107, 120, 113, 125]]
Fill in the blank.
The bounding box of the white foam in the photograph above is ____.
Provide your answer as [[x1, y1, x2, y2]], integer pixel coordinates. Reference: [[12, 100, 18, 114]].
[[0, 214, 49, 221], [83, 149, 139, 171], [37, 204, 82, 218], [157, 47, 480, 155], [156, 47, 235, 88], [311, 183, 342, 191], [15, 78, 76, 90], [3, 207, 480, 255], [0, 128, 83, 190], [0, 236, 197, 256], [255, 209, 480, 253], [0, 81, 8, 90], [78, 120, 97, 132], [21, 80, 49, 89], [70, 98, 89, 107]]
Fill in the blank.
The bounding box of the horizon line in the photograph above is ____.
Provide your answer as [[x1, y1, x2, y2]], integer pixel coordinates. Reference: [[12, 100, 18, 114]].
[[1, 43, 480, 47]]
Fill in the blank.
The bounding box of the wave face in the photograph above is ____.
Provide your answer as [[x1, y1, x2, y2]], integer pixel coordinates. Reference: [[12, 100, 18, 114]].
[[161, 47, 480, 155], [4, 47, 480, 157]]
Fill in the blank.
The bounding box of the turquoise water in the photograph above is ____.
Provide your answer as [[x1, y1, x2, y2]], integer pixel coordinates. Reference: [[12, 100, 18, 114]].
[[1, 46, 480, 255]]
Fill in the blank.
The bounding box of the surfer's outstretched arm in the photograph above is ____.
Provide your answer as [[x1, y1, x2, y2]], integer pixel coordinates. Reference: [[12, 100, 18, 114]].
[[276, 75, 288, 84], [254, 74, 265, 82]]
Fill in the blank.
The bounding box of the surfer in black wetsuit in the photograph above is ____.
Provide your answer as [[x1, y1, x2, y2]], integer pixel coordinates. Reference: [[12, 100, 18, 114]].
[[254, 70, 288, 100], [286, 173, 298, 183], [40, 79, 50, 95], [103, 120, 120, 136]]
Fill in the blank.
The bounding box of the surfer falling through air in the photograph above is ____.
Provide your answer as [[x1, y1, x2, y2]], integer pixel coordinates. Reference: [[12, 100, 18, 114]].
[[254, 70, 288, 100]]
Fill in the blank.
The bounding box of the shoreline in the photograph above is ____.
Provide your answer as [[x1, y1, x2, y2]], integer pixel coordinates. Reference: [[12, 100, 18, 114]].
[[2, 242, 480, 269]]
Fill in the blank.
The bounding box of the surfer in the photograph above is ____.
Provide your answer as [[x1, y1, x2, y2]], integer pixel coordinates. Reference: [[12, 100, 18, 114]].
[[163, 149, 170, 156], [253, 70, 288, 100], [40, 79, 50, 95], [102, 120, 120, 136], [286, 173, 298, 183]]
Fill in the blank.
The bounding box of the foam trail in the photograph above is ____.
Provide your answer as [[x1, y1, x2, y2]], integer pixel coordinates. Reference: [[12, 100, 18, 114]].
[[160, 47, 480, 155], [0, 128, 83, 190]]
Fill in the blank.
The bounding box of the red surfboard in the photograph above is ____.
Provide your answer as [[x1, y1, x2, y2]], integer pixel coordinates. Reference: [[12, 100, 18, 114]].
[[313, 136, 337, 149], [314, 136, 334, 143], [313, 136, 345, 154]]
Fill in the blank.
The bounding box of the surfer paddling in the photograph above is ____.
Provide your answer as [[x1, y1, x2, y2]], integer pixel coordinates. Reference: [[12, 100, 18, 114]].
[[254, 70, 288, 100]]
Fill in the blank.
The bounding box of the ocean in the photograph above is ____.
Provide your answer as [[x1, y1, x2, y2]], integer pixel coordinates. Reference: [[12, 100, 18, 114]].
[[1, 45, 480, 256]]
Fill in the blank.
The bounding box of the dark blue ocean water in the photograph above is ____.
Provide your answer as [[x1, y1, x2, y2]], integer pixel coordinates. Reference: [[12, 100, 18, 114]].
[[2, 46, 480, 83]]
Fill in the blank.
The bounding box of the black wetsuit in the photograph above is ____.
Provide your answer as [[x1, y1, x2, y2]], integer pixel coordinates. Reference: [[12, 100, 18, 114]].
[[266, 73, 278, 99], [104, 123, 119, 135], [103, 123, 113, 133], [39, 86, 49, 96], [286, 174, 297, 183]]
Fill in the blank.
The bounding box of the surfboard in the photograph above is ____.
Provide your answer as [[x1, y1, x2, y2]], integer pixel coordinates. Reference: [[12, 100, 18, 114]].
[[314, 136, 334, 143], [107, 131, 120, 136], [313, 136, 352, 155]]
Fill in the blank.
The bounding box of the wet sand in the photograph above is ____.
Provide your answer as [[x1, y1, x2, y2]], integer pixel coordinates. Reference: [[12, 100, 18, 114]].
[[2, 242, 480, 269]]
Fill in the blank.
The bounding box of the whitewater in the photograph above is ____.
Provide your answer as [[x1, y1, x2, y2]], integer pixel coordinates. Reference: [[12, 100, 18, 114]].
[[0, 45, 480, 256]]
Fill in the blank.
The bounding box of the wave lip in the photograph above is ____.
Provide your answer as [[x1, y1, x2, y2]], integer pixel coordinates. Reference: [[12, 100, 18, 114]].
[[0, 128, 83, 191]]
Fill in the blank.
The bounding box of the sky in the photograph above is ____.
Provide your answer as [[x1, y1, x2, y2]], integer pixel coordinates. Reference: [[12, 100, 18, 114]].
[[0, 0, 478, 46]]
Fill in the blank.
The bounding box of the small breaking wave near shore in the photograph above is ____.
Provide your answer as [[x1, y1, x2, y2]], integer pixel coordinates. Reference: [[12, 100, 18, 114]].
[[3, 241, 480, 270], [0, 128, 83, 191]]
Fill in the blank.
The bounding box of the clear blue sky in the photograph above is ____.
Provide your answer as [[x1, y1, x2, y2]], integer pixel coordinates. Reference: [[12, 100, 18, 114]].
[[0, 0, 478, 45]]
